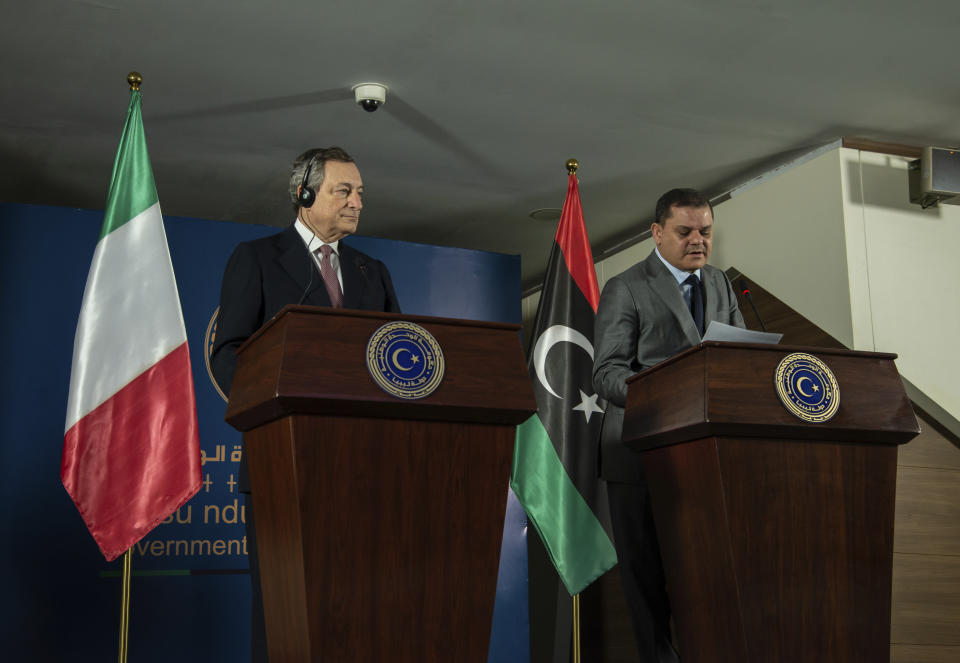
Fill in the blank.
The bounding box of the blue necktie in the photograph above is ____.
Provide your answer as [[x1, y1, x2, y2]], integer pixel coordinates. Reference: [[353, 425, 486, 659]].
[[684, 273, 704, 336]]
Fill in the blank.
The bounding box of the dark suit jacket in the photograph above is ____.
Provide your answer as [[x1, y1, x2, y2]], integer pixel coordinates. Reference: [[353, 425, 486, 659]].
[[210, 224, 402, 396], [592, 250, 744, 484]]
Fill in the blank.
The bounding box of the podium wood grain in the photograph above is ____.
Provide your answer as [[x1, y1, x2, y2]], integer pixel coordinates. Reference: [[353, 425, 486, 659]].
[[226, 306, 536, 662], [622, 342, 919, 663]]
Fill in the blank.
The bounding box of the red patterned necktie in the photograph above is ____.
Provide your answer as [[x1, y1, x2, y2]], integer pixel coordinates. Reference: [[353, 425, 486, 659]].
[[319, 244, 343, 308]]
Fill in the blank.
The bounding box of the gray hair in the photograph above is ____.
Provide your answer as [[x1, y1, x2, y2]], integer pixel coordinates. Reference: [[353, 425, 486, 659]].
[[288, 146, 355, 210]]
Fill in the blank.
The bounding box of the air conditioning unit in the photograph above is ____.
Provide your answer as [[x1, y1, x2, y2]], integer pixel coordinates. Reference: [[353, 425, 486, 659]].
[[909, 147, 960, 207]]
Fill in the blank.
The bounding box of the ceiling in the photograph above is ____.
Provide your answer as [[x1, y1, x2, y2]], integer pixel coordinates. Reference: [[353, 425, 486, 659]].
[[3, 0, 958, 290]]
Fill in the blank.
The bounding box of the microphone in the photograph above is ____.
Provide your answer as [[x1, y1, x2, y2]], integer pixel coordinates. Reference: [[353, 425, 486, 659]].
[[738, 280, 767, 332], [354, 255, 367, 276]]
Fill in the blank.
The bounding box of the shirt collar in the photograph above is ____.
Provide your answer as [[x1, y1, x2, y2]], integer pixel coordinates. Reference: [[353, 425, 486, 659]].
[[294, 218, 340, 254], [655, 247, 701, 286]]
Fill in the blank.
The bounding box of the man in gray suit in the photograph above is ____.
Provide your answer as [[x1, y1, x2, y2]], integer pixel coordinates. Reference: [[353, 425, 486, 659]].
[[593, 188, 745, 661]]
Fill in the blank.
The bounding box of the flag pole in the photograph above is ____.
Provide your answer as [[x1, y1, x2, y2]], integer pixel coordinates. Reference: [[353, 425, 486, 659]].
[[566, 157, 582, 663], [118, 549, 132, 663], [112, 71, 143, 663], [572, 592, 582, 663], [63, 63, 200, 656], [513, 154, 615, 661]]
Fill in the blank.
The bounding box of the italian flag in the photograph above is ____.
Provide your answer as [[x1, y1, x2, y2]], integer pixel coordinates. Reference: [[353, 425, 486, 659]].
[[61, 89, 201, 562]]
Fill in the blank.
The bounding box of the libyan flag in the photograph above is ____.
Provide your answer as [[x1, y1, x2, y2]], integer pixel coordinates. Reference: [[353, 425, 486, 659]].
[[61, 88, 201, 562], [511, 171, 617, 596]]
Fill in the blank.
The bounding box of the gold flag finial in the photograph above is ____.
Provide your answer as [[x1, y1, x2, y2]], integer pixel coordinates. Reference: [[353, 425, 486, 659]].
[[127, 72, 142, 91], [566, 158, 579, 175]]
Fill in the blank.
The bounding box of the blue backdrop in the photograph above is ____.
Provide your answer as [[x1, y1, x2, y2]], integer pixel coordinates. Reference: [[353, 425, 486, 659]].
[[0, 202, 530, 662]]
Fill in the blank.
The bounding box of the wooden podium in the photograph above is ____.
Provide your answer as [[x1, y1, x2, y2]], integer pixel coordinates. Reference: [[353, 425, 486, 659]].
[[225, 306, 536, 663], [622, 342, 920, 663]]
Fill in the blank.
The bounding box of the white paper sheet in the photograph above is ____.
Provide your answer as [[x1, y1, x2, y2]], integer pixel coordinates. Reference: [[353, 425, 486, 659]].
[[702, 321, 782, 344]]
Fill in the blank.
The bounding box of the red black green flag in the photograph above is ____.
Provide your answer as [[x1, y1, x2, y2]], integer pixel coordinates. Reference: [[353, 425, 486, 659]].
[[510, 171, 616, 595]]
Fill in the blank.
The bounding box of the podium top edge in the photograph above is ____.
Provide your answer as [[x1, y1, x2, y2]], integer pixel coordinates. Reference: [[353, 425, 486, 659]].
[[237, 304, 522, 356], [625, 341, 899, 385]]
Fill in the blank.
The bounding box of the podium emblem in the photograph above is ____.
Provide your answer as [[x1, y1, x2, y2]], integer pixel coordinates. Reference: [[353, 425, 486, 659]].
[[366, 321, 445, 399], [204, 307, 228, 402], [774, 352, 840, 423]]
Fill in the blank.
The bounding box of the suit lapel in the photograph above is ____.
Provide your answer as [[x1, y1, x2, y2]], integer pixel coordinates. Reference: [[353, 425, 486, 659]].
[[339, 242, 366, 310], [275, 225, 330, 306], [643, 252, 702, 347], [701, 267, 728, 332], [702, 268, 719, 331]]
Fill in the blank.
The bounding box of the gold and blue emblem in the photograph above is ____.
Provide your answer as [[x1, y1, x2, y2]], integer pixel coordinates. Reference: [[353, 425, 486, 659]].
[[366, 321, 444, 400], [774, 352, 840, 423]]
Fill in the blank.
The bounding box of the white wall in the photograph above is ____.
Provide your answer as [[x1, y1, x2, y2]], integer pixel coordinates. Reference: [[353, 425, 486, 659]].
[[596, 237, 656, 291], [842, 149, 960, 427], [711, 149, 855, 347], [712, 144, 959, 429]]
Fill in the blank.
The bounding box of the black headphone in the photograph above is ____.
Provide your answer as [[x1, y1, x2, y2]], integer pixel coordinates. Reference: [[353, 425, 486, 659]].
[[297, 155, 318, 208]]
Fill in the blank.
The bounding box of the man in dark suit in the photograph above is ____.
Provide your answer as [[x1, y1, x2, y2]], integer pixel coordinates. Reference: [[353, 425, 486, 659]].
[[210, 146, 401, 663], [593, 188, 745, 662], [211, 146, 401, 394]]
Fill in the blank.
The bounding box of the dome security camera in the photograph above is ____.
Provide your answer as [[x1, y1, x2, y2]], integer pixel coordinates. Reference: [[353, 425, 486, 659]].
[[353, 83, 387, 113]]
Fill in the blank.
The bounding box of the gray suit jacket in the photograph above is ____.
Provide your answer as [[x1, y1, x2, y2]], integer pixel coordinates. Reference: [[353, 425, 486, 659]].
[[592, 250, 745, 483]]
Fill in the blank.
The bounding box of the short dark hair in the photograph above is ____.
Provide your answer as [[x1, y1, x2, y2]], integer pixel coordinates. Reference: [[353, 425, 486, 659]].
[[654, 188, 713, 226], [288, 147, 355, 210]]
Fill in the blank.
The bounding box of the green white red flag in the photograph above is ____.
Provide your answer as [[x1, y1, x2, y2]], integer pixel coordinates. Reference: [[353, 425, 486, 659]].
[[61, 88, 201, 561]]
